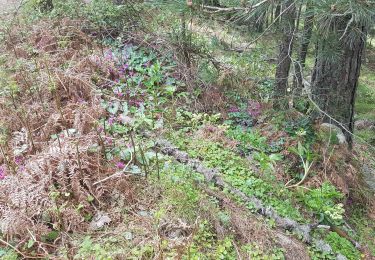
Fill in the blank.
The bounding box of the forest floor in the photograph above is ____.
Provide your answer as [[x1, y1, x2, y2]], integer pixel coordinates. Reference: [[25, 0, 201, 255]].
[[0, 0, 20, 14], [0, 2, 374, 260]]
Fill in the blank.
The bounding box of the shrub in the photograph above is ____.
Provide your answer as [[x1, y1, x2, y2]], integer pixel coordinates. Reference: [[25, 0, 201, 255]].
[[299, 182, 344, 225], [26, 0, 142, 36]]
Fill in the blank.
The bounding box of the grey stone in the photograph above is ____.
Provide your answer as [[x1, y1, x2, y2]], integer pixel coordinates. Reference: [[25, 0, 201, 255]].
[[315, 239, 332, 254], [90, 212, 111, 230], [336, 254, 347, 260], [362, 163, 375, 191], [320, 123, 347, 144]]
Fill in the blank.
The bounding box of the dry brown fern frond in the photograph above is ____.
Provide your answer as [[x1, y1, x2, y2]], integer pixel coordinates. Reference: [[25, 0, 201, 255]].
[[0, 16, 141, 254], [196, 124, 238, 150], [0, 133, 108, 240]]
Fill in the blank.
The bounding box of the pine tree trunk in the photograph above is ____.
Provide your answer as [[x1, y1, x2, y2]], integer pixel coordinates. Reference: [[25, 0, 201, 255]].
[[39, 0, 53, 12], [213, 0, 220, 6], [256, 12, 266, 32], [311, 24, 367, 147], [275, 2, 281, 20], [274, 0, 296, 108], [295, 3, 303, 32], [299, 5, 314, 68], [270, 4, 274, 23], [206, 0, 220, 6], [293, 3, 314, 89]]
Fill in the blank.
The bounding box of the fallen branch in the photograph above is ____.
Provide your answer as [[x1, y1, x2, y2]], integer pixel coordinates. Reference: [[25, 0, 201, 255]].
[[0, 238, 46, 259], [155, 138, 312, 241], [155, 138, 361, 257]]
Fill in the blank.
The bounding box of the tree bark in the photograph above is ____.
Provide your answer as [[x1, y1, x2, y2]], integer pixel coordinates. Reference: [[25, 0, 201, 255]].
[[295, 3, 303, 32], [205, 0, 220, 7], [274, 0, 296, 108], [298, 4, 314, 69], [311, 21, 367, 147], [275, 2, 281, 22], [256, 11, 266, 32], [212, 0, 220, 6], [39, 0, 53, 12], [293, 2, 314, 90]]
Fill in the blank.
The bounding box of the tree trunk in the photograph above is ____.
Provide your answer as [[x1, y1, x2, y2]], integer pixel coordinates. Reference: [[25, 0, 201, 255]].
[[298, 4, 314, 69], [293, 2, 314, 89], [311, 23, 367, 147], [295, 3, 303, 32], [39, 0, 53, 12], [270, 4, 274, 24], [205, 0, 220, 6], [180, 12, 191, 68], [274, 0, 296, 108], [256, 12, 266, 32], [275, 2, 281, 22], [212, 0, 220, 6]]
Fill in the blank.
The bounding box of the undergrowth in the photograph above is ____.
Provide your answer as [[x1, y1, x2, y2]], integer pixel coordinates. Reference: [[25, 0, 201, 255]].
[[169, 131, 305, 221], [0, 0, 374, 258], [325, 232, 362, 260]]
